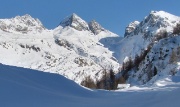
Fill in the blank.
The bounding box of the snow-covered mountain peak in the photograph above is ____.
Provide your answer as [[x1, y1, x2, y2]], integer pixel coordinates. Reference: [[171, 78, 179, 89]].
[[15, 14, 33, 19], [0, 14, 45, 34], [56, 14, 119, 40], [89, 20, 105, 35], [116, 11, 180, 87], [144, 10, 180, 29], [126, 11, 180, 38], [59, 13, 89, 31], [15, 14, 30, 19], [0, 13, 121, 87], [118, 11, 180, 63], [2, 10, 180, 90], [124, 21, 140, 37], [150, 11, 180, 19]]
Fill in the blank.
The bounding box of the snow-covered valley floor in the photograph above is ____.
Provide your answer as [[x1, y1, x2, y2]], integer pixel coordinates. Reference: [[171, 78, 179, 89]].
[[0, 63, 180, 107]]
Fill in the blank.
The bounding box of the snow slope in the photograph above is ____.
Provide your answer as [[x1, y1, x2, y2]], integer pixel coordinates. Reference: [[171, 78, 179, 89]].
[[1, 63, 180, 107], [128, 35, 180, 85]]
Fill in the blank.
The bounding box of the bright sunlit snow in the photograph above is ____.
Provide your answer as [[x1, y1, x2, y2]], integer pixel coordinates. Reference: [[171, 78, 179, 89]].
[[1, 10, 180, 107], [0, 14, 120, 84]]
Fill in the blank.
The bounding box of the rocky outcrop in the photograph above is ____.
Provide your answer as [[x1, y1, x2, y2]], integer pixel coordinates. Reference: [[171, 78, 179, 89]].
[[124, 21, 139, 37], [89, 20, 105, 35]]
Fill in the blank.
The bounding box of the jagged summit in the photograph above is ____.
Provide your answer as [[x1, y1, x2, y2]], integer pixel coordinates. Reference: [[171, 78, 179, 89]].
[[89, 20, 105, 35], [143, 11, 180, 29], [124, 21, 139, 37], [0, 14, 45, 34], [15, 14, 44, 28], [125, 11, 180, 37], [58, 13, 113, 35], [59, 13, 89, 31]]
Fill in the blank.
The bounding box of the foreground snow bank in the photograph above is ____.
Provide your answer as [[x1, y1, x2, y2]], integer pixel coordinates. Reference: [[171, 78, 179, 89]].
[[0, 64, 180, 107]]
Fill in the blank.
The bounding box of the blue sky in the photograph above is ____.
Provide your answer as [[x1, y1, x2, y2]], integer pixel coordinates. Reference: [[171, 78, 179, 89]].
[[0, 0, 180, 36]]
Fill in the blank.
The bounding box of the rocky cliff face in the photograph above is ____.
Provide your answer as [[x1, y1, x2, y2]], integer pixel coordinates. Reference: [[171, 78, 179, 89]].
[[89, 20, 105, 35]]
